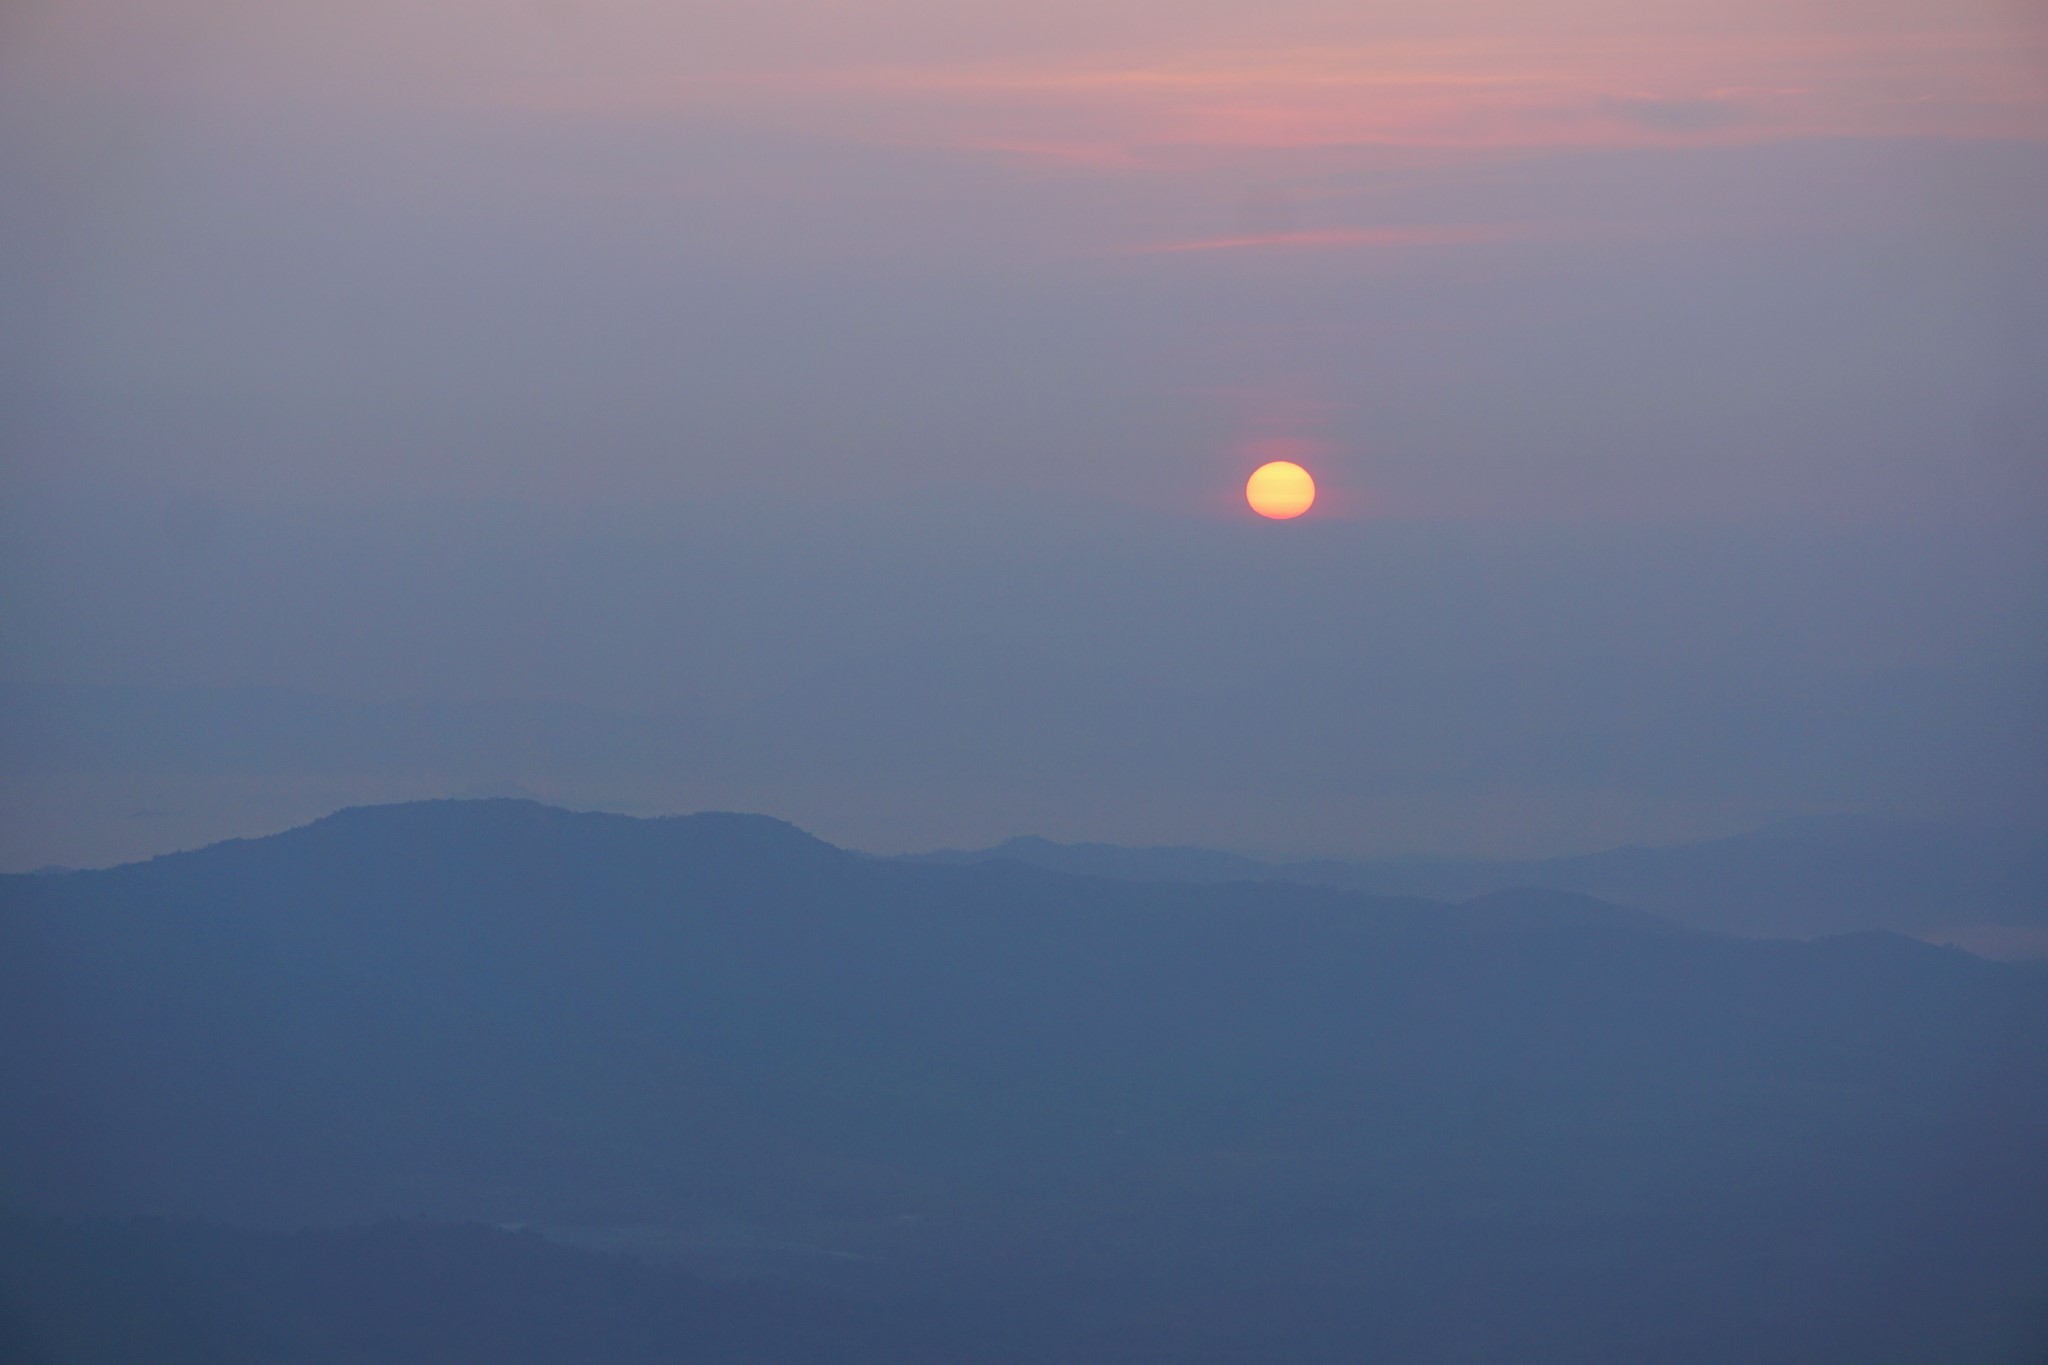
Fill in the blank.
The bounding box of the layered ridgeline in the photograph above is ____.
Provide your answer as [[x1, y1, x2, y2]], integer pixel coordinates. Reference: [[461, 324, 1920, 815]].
[[5, 801, 2048, 1362], [907, 817, 2048, 945]]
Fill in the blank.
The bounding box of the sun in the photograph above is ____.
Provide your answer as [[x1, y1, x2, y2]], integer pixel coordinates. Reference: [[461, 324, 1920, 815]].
[[1245, 461, 1316, 519]]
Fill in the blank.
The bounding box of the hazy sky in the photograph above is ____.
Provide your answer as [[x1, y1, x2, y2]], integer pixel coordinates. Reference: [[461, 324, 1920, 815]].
[[2, 0, 2044, 867]]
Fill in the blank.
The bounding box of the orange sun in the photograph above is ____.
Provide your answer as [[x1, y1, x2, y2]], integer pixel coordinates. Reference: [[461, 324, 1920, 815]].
[[1245, 461, 1316, 519]]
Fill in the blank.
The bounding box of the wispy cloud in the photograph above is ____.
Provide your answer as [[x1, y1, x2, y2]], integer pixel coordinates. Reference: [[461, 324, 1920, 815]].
[[658, 33, 2048, 166], [31, 2, 2042, 164], [1129, 224, 1521, 254]]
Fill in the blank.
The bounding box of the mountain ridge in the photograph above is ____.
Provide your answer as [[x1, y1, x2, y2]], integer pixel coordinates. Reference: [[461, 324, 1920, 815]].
[[903, 813, 2048, 943], [5, 798, 2047, 1360]]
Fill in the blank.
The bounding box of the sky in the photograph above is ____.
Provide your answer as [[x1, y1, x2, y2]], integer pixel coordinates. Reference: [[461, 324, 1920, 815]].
[[1, 0, 2044, 868]]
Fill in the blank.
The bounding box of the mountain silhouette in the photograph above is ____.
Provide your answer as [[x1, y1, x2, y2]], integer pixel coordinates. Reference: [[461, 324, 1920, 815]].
[[5, 800, 2047, 1361]]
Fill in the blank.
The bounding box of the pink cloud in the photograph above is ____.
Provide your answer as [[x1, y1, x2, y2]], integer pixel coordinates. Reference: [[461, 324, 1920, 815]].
[[34, 1, 2042, 164], [663, 31, 2047, 166]]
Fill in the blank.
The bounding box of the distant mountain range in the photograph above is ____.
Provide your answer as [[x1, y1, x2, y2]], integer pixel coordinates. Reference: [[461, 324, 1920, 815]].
[[5, 800, 2047, 1362], [905, 815, 2048, 948]]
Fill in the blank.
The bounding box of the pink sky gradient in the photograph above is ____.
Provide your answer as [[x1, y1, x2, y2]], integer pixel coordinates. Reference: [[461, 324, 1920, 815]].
[[13, 0, 2044, 148], [3, 0, 2043, 522]]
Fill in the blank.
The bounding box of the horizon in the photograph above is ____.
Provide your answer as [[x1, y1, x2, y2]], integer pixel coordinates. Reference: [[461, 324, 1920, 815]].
[[17, 795, 2047, 962], [10, 788, 2042, 879]]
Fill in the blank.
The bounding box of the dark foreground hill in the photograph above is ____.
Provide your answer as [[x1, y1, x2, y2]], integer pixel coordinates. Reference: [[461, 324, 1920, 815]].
[[0, 1213, 975, 1365], [5, 800, 2048, 1362], [908, 815, 2048, 945]]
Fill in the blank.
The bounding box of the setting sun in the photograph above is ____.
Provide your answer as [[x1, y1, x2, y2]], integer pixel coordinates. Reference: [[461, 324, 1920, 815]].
[[1246, 460, 1316, 519]]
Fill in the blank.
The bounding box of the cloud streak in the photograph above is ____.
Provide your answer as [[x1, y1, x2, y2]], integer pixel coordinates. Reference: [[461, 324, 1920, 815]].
[[472, 29, 2042, 174], [1128, 224, 1522, 254], [817, 35, 2045, 161], [18, 4, 2042, 176]]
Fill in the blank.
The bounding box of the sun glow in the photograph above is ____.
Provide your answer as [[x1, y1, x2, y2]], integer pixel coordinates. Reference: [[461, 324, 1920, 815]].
[[1246, 461, 1316, 519]]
